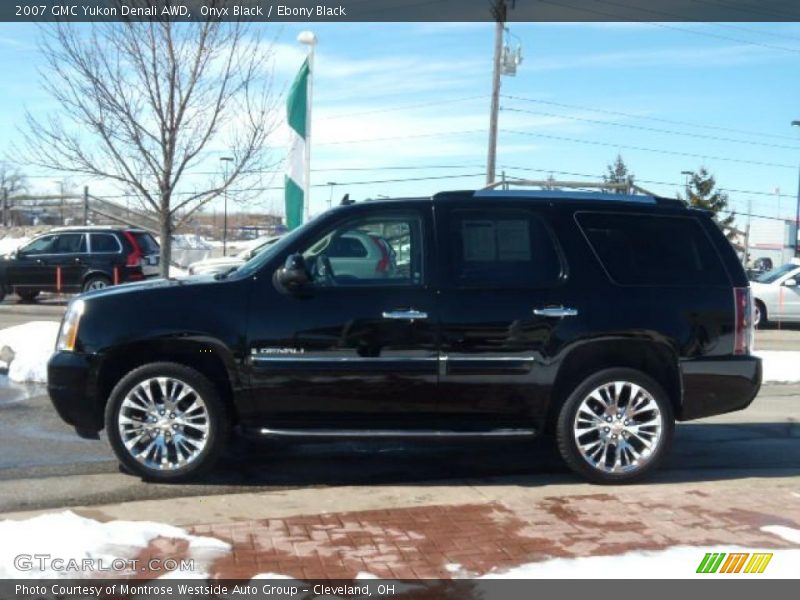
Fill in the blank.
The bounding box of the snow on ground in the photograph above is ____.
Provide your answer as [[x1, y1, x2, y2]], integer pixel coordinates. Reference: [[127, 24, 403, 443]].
[[477, 545, 800, 579], [761, 525, 800, 544], [754, 351, 800, 383], [0, 321, 60, 383], [0, 236, 29, 255], [169, 264, 188, 277], [0, 511, 229, 579]]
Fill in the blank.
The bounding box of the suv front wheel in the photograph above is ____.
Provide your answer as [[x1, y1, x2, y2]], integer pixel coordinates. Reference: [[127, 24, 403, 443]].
[[105, 362, 229, 482], [556, 368, 674, 484]]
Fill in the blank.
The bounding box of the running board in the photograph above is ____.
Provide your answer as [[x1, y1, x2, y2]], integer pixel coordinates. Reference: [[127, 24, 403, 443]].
[[254, 427, 537, 439]]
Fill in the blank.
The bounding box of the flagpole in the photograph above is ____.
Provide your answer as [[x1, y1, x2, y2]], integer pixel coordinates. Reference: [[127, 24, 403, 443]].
[[298, 31, 317, 223]]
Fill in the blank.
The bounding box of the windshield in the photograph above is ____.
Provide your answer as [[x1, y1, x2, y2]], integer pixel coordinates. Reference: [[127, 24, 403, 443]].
[[232, 216, 324, 278], [755, 263, 799, 284]]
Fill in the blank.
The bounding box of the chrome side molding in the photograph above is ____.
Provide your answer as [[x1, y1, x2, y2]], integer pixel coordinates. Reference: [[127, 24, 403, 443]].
[[257, 427, 536, 439]]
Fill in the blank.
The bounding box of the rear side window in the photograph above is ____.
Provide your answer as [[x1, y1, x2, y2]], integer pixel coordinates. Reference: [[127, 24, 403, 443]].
[[51, 233, 86, 254], [576, 212, 728, 286], [132, 232, 159, 253], [448, 209, 562, 288], [90, 233, 121, 253]]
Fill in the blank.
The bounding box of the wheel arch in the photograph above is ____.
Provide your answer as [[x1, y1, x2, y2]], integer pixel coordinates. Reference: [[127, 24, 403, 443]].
[[545, 338, 681, 432], [95, 336, 242, 429]]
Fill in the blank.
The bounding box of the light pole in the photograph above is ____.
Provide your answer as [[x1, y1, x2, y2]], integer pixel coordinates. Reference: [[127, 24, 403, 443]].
[[792, 121, 800, 257], [327, 182, 336, 209], [220, 156, 233, 256], [680, 170, 693, 199]]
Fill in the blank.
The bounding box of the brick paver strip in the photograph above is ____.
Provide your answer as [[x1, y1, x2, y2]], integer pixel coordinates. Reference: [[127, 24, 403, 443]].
[[129, 481, 800, 580]]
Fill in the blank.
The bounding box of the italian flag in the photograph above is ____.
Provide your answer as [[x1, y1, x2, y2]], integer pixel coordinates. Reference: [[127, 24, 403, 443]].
[[285, 58, 310, 230]]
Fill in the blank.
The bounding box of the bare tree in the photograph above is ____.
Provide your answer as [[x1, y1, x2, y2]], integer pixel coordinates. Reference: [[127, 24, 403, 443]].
[[0, 161, 29, 196], [22, 16, 280, 275]]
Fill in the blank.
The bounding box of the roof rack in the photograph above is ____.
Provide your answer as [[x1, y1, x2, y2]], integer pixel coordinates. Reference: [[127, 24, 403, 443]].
[[482, 178, 657, 196], [474, 178, 686, 206]]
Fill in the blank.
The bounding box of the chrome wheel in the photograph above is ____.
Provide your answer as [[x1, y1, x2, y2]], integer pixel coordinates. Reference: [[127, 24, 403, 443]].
[[117, 377, 210, 471], [86, 279, 108, 290], [573, 381, 664, 474]]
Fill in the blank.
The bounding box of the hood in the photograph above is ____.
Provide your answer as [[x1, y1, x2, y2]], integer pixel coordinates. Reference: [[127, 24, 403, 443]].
[[80, 273, 217, 300], [190, 256, 246, 268]]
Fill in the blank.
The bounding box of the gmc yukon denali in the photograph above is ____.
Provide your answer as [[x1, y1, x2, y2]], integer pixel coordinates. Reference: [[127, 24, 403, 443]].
[[47, 190, 762, 484]]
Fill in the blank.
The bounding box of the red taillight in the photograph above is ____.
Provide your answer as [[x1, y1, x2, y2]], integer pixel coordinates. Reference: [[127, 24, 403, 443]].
[[122, 231, 142, 267], [734, 287, 753, 355], [370, 236, 390, 273]]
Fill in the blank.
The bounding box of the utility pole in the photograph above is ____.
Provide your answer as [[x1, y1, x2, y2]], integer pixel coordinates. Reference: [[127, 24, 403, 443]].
[[2, 188, 7, 228], [83, 186, 89, 225], [486, 0, 506, 185], [793, 121, 800, 256]]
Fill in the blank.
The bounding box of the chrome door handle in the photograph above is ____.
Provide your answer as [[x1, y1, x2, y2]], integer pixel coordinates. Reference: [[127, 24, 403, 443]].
[[382, 309, 428, 320], [533, 306, 579, 318]]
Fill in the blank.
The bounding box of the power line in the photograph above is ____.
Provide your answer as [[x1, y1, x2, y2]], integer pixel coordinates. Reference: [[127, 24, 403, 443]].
[[537, 0, 800, 55], [500, 164, 799, 200], [318, 95, 486, 121], [501, 106, 800, 152], [502, 129, 797, 170], [502, 94, 800, 142]]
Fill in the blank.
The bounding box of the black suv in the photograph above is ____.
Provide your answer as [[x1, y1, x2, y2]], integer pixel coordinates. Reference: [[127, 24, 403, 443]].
[[47, 190, 761, 483], [0, 226, 160, 301]]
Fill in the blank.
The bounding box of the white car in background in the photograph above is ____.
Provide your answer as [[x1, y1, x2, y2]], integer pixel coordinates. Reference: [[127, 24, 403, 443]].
[[187, 230, 397, 280], [188, 236, 281, 275], [751, 263, 800, 327]]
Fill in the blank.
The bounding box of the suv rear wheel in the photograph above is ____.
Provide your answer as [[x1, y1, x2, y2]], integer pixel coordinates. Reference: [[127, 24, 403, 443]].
[[105, 362, 229, 482], [556, 368, 674, 484], [83, 275, 111, 292]]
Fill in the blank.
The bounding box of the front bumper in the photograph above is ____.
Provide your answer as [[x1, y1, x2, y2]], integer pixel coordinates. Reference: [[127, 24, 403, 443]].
[[679, 355, 762, 421], [47, 351, 102, 438]]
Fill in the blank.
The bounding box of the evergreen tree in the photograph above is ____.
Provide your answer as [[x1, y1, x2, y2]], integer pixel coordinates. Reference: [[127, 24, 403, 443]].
[[678, 167, 736, 239], [604, 154, 633, 193]]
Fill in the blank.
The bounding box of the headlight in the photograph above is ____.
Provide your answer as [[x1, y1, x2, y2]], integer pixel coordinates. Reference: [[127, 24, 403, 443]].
[[55, 299, 85, 352]]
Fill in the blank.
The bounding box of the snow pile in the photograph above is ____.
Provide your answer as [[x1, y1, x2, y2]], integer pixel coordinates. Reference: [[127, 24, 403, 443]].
[[761, 525, 800, 544], [172, 234, 212, 250], [0, 321, 60, 382], [0, 236, 29, 255], [0, 511, 230, 579], [755, 351, 800, 383], [478, 545, 800, 579]]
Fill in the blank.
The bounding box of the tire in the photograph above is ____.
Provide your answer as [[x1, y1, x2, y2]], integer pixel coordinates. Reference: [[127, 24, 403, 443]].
[[17, 290, 39, 302], [104, 362, 229, 482], [754, 300, 768, 328], [0, 286, 6, 302], [556, 368, 674, 484], [83, 275, 112, 292]]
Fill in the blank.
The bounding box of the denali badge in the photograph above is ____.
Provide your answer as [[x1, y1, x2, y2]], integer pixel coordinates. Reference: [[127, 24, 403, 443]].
[[251, 347, 305, 355]]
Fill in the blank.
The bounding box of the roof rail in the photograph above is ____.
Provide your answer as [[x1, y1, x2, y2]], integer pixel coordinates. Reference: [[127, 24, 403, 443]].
[[474, 178, 688, 206], [482, 178, 657, 196]]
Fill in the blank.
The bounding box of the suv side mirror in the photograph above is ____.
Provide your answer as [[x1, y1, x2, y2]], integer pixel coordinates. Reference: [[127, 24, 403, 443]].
[[784, 278, 797, 287], [275, 254, 310, 292]]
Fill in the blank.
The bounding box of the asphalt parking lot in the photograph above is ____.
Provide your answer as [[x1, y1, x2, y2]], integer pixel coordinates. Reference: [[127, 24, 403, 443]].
[[0, 377, 797, 513]]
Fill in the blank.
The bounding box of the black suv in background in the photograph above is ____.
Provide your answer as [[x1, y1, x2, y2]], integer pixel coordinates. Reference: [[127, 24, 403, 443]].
[[47, 190, 761, 484], [0, 226, 159, 301]]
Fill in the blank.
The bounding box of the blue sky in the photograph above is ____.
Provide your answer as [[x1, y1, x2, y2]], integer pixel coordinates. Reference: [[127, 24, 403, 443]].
[[1, 21, 800, 227]]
